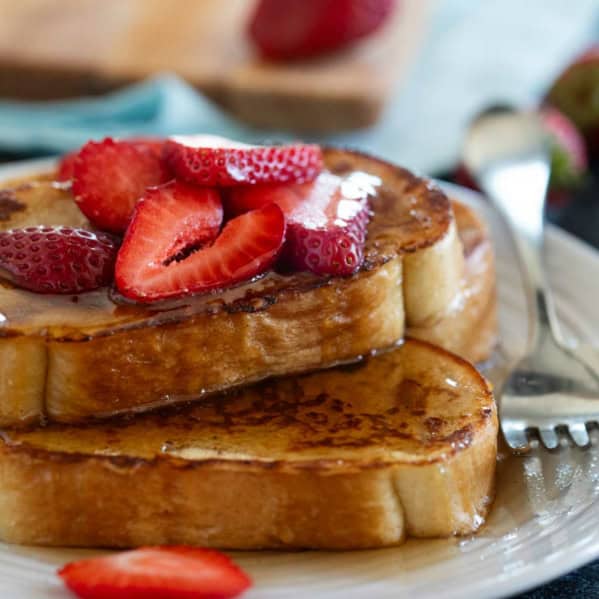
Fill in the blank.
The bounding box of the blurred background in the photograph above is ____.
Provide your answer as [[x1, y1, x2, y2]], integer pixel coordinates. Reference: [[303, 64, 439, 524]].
[[0, 1, 596, 226], [0, 0, 597, 596]]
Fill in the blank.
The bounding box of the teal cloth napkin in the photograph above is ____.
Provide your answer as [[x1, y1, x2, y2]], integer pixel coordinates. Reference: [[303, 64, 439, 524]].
[[0, 0, 596, 174], [0, 76, 256, 154]]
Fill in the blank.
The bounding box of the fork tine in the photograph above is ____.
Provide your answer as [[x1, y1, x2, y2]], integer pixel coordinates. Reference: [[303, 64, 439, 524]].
[[502, 423, 529, 451], [539, 427, 560, 450], [567, 422, 591, 448]]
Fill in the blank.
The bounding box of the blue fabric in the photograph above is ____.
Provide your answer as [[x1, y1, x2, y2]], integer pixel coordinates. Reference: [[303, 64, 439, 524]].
[[0, 76, 255, 154], [0, 0, 596, 174]]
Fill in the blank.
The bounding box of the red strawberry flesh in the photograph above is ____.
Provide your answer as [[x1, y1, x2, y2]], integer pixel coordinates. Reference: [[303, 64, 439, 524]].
[[58, 545, 252, 599], [0, 226, 117, 294], [56, 151, 78, 182], [249, 0, 397, 60], [115, 181, 285, 301], [72, 138, 172, 233], [164, 135, 323, 187], [228, 171, 373, 276]]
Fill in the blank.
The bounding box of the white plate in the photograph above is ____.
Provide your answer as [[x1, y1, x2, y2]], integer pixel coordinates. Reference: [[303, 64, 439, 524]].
[[0, 164, 598, 599]]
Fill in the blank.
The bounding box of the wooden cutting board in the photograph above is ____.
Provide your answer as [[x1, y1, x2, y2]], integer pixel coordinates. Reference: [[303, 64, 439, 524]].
[[0, 0, 430, 132]]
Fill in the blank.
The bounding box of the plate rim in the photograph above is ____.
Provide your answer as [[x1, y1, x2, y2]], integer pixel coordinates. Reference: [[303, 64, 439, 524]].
[[0, 159, 598, 599]]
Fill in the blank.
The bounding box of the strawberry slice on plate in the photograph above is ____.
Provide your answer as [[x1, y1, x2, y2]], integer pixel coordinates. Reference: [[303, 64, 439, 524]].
[[115, 180, 285, 301], [164, 134, 322, 187], [58, 545, 252, 599], [0, 226, 118, 294], [72, 138, 172, 233], [248, 0, 397, 60], [228, 171, 373, 276]]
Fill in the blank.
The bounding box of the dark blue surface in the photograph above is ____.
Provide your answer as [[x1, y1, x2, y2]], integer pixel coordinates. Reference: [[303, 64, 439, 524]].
[[516, 560, 599, 598]]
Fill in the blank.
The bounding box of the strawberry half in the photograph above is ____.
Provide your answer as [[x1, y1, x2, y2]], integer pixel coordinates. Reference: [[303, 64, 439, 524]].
[[116, 181, 285, 301], [248, 0, 397, 60], [58, 546, 252, 599], [0, 226, 117, 294], [72, 138, 172, 233], [227, 171, 372, 276], [164, 134, 322, 187]]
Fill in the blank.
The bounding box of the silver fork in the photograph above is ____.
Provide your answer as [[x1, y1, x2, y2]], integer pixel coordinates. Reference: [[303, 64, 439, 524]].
[[463, 107, 599, 452]]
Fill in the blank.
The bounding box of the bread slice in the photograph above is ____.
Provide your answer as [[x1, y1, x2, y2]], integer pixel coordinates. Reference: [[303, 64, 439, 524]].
[[0, 149, 479, 426], [411, 200, 497, 363], [0, 338, 497, 550]]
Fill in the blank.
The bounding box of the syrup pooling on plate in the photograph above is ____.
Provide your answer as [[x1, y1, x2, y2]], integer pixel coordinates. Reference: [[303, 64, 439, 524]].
[[0, 149, 452, 338]]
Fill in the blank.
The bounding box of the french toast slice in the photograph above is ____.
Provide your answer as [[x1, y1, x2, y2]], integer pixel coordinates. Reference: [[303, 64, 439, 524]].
[[0, 338, 497, 550], [0, 149, 474, 425], [412, 200, 497, 362]]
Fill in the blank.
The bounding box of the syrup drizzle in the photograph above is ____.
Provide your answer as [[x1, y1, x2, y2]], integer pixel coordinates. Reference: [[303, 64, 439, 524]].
[[0, 149, 451, 339]]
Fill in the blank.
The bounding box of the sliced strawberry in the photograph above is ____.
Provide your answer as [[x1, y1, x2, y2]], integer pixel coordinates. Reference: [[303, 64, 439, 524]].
[[72, 138, 172, 233], [129, 137, 168, 162], [227, 171, 372, 276], [116, 182, 284, 301], [56, 151, 78, 182], [0, 226, 117, 294], [58, 546, 252, 599], [248, 0, 397, 60], [164, 134, 322, 187], [57, 138, 166, 184]]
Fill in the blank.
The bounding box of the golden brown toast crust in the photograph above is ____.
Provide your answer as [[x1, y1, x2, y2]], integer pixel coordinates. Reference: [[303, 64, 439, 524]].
[[0, 148, 451, 338], [0, 339, 497, 549], [0, 149, 473, 426], [46, 259, 404, 421], [409, 200, 497, 363]]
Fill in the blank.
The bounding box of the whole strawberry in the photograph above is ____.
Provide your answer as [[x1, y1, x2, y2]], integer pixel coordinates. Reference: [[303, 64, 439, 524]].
[[455, 108, 587, 209], [546, 45, 599, 156], [541, 107, 588, 206], [0, 226, 118, 294], [249, 0, 397, 60]]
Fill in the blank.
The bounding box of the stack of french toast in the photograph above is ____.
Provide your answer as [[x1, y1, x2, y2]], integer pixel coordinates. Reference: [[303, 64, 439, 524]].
[[0, 137, 498, 550]]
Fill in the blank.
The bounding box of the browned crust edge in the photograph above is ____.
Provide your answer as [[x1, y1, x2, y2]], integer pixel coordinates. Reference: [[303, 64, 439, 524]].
[[0, 147, 452, 340], [0, 338, 495, 472]]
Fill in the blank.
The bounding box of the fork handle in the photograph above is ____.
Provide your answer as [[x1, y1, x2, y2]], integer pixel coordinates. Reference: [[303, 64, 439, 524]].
[[500, 198, 562, 351], [514, 232, 562, 346], [496, 182, 562, 352]]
